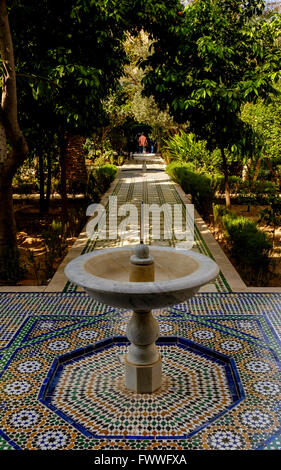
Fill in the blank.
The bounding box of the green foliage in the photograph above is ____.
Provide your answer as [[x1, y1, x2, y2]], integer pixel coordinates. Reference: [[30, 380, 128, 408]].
[[12, 0, 132, 135], [214, 176, 242, 194], [221, 211, 272, 282], [13, 169, 39, 194], [214, 175, 278, 201], [163, 131, 221, 172], [241, 82, 281, 172], [142, 0, 281, 206], [258, 196, 281, 245], [87, 164, 118, 198], [42, 220, 69, 279], [213, 204, 230, 225], [166, 162, 215, 219]]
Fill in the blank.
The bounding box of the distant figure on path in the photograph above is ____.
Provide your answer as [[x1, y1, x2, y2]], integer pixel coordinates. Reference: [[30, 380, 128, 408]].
[[138, 133, 148, 153], [148, 136, 155, 153]]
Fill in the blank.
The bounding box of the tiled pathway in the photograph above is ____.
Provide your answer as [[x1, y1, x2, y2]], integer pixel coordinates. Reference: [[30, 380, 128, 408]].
[[60, 168, 235, 293]]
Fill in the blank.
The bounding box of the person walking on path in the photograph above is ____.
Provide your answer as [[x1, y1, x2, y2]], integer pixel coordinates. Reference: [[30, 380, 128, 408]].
[[138, 133, 148, 153]]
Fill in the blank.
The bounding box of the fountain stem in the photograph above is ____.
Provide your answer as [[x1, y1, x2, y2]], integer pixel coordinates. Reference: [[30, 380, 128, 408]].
[[125, 308, 162, 393], [126, 310, 159, 364], [125, 244, 162, 393]]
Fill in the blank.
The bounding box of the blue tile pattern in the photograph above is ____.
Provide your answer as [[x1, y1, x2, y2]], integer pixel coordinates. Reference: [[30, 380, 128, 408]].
[[0, 292, 280, 450]]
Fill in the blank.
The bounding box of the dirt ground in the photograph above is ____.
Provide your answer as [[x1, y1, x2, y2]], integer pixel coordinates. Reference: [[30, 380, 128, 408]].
[[14, 199, 86, 286], [209, 204, 281, 287]]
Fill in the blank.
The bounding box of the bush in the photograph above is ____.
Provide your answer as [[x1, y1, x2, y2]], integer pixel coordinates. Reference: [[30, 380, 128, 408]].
[[213, 204, 230, 226], [87, 164, 118, 198], [214, 175, 243, 194], [94, 164, 118, 194], [163, 131, 220, 173], [42, 220, 69, 279], [166, 162, 215, 219], [250, 180, 278, 196], [222, 213, 272, 279]]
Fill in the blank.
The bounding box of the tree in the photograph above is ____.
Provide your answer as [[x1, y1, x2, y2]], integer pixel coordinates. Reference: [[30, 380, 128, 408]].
[[122, 31, 180, 146], [142, 0, 281, 207], [0, 0, 130, 279], [0, 0, 28, 280], [0, 0, 183, 281], [241, 81, 281, 182], [12, 0, 130, 220]]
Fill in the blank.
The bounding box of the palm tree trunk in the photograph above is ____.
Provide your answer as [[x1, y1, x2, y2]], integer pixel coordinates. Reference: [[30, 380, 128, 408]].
[[38, 153, 46, 213], [45, 153, 52, 212], [58, 129, 69, 221]]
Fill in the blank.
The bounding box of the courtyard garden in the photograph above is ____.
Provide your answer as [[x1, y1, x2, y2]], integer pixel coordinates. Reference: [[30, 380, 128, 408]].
[[0, 0, 280, 289], [0, 0, 281, 457]]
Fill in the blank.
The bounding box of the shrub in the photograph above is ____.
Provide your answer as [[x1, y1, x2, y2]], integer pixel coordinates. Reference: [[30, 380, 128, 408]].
[[94, 164, 118, 194], [251, 180, 278, 196], [87, 164, 118, 198], [163, 131, 220, 173], [166, 162, 215, 219], [214, 175, 243, 194], [222, 213, 272, 279], [42, 220, 69, 278], [213, 204, 230, 226]]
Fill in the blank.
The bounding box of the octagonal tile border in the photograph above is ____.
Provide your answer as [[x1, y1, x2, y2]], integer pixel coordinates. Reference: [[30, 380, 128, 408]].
[[38, 336, 245, 440]]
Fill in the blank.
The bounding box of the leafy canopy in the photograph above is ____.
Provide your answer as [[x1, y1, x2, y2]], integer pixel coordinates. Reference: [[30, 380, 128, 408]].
[[142, 0, 281, 154]]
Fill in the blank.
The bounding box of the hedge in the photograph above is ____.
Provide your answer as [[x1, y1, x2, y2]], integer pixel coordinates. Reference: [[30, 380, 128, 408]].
[[220, 210, 272, 276], [87, 164, 118, 198], [166, 162, 215, 219]]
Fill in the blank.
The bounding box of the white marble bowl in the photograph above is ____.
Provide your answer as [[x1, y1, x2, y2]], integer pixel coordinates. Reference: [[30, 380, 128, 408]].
[[64, 246, 219, 311]]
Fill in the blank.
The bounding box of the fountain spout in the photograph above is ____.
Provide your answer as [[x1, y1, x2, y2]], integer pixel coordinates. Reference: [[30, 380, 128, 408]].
[[129, 242, 155, 282]]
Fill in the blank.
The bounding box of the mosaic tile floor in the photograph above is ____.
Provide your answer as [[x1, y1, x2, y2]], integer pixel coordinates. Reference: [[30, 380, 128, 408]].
[[0, 292, 281, 450]]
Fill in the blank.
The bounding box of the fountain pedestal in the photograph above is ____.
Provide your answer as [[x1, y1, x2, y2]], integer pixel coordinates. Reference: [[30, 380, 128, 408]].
[[125, 309, 161, 393], [64, 245, 220, 396]]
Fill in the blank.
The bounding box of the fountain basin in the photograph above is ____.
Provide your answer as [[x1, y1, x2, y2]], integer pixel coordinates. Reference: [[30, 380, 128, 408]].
[[64, 246, 219, 310]]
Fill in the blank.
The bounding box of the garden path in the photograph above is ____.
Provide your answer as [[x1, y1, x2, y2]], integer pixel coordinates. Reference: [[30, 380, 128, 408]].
[[45, 157, 246, 293], [2, 156, 280, 293]]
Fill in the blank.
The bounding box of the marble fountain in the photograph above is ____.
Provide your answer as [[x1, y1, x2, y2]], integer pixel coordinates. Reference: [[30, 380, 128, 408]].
[[64, 242, 219, 394]]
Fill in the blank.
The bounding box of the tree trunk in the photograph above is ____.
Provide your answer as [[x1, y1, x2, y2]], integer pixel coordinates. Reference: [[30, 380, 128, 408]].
[[221, 147, 231, 208], [0, 173, 17, 254], [45, 153, 52, 213], [38, 153, 46, 213], [0, 0, 28, 278], [65, 134, 87, 193], [58, 130, 69, 221], [0, 170, 22, 283], [253, 158, 261, 182]]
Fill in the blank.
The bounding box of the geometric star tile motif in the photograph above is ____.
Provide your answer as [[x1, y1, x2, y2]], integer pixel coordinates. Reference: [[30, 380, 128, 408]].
[[40, 338, 242, 440], [0, 292, 281, 450]]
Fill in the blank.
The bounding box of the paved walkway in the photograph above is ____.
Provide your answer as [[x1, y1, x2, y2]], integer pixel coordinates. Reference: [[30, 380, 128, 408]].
[[1, 157, 280, 293], [45, 159, 246, 293]]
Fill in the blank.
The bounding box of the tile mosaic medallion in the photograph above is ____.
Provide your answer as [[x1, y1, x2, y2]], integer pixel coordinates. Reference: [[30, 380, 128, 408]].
[[0, 292, 281, 451]]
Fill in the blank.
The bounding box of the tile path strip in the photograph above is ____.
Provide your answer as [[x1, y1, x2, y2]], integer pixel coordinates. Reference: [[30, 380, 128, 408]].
[[61, 169, 233, 292]]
